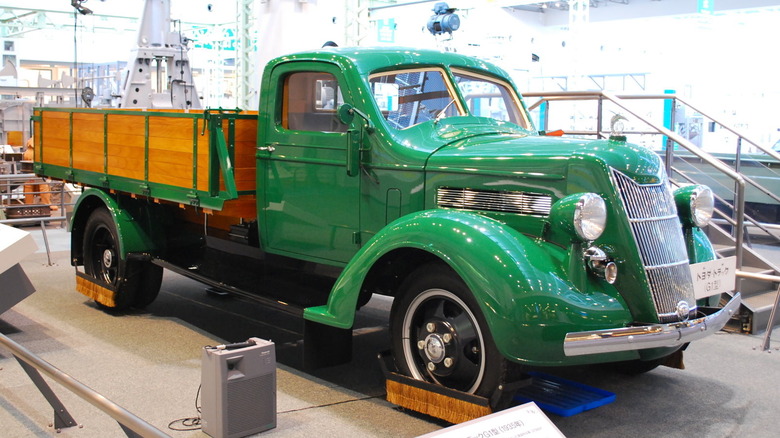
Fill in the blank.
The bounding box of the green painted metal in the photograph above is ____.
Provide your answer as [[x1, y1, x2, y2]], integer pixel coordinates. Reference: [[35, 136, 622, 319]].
[[686, 226, 716, 264], [304, 209, 635, 365], [257, 61, 361, 264], [209, 114, 238, 200], [256, 50, 705, 359], [71, 188, 160, 260]]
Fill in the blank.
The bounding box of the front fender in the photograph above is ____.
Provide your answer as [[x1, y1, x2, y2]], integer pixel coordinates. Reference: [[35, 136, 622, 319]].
[[686, 226, 716, 263], [71, 189, 160, 263], [304, 209, 631, 365]]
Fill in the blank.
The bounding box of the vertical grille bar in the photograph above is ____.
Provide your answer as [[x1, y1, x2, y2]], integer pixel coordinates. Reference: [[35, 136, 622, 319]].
[[612, 169, 696, 322]]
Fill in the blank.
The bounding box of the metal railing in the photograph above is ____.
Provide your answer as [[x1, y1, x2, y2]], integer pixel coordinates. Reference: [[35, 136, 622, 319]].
[[525, 90, 780, 339], [525, 92, 780, 245], [526, 90, 747, 272], [1, 174, 77, 265], [0, 331, 169, 437]]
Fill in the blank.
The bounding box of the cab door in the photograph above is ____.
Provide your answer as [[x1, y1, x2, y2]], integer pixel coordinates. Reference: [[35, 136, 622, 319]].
[[258, 62, 360, 264]]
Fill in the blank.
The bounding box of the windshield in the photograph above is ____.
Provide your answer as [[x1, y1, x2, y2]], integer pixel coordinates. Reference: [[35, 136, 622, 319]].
[[369, 68, 460, 130], [451, 69, 530, 130], [369, 67, 529, 131]]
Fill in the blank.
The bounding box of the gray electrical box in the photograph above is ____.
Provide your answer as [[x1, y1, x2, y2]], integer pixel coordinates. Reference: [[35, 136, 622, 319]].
[[201, 338, 276, 438]]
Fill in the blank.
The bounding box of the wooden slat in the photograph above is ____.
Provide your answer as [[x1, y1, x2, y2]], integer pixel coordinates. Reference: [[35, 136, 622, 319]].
[[149, 117, 198, 143], [41, 147, 69, 167], [107, 155, 145, 181], [107, 115, 145, 179], [105, 114, 147, 135], [220, 196, 257, 219], [71, 112, 105, 173]]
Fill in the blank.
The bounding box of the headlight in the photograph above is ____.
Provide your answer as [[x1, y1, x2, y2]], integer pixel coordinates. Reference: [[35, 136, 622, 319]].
[[549, 193, 607, 242], [574, 193, 607, 241], [674, 185, 714, 227]]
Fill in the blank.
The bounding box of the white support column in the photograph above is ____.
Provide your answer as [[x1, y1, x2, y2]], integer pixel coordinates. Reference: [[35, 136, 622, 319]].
[[567, 0, 589, 90], [237, 0, 258, 111], [344, 0, 370, 47]]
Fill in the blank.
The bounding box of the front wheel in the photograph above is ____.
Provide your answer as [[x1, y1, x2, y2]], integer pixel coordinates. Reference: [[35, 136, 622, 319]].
[[390, 263, 516, 398], [82, 208, 162, 309]]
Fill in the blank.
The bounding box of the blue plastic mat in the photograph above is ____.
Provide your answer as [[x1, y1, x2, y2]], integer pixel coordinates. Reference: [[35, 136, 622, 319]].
[[513, 371, 616, 417]]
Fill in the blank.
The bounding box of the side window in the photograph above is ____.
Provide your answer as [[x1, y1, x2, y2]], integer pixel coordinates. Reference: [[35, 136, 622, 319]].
[[282, 71, 346, 133]]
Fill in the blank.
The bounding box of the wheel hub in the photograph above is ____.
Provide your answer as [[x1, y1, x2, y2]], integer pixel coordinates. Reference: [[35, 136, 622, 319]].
[[102, 249, 114, 269], [417, 320, 458, 375], [423, 334, 446, 363]]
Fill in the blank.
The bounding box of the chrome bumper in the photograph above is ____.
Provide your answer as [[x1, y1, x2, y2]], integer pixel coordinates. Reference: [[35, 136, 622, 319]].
[[563, 293, 741, 357]]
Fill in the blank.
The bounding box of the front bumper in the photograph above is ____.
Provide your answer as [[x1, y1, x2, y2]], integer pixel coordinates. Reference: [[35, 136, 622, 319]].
[[563, 293, 741, 357]]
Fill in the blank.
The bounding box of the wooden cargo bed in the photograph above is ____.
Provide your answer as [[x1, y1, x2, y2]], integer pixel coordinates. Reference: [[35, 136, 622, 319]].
[[32, 108, 258, 216]]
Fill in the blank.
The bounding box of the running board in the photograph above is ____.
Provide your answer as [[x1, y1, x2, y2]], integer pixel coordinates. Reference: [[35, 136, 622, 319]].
[[151, 259, 305, 317]]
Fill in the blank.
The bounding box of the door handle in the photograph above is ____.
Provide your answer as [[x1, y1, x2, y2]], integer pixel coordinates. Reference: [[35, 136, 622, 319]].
[[256, 145, 276, 152]]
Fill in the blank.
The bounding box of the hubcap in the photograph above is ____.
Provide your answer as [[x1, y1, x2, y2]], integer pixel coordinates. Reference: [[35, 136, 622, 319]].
[[102, 249, 114, 269], [422, 333, 446, 363]]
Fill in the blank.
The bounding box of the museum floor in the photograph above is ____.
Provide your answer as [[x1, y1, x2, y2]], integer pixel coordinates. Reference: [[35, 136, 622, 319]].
[[2, 226, 779, 438]]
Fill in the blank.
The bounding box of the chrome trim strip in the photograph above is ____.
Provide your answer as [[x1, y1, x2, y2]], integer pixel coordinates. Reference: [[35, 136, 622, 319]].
[[436, 187, 552, 216], [563, 293, 741, 356]]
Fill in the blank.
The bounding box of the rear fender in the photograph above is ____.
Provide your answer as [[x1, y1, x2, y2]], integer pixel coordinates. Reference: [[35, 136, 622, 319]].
[[71, 189, 160, 265]]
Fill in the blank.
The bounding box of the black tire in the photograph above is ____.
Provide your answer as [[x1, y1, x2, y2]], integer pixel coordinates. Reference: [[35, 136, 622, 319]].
[[82, 208, 162, 309], [390, 263, 515, 398]]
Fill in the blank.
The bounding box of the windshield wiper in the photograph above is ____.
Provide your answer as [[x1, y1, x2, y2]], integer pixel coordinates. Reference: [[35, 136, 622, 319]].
[[434, 99, 457, 124]]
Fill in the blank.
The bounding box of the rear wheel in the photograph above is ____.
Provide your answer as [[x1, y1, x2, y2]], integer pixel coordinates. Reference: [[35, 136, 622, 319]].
[[390, 263, 517, 399], [82, 208, 161, 309]]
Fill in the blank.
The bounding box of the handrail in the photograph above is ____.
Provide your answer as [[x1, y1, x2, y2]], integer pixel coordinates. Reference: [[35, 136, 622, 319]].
[[0, 331, 170, 437], [525, 90, 749, 273], [528, 91, 780, 217], [525, 91, 780, 162], [671, 95, 780, 162]]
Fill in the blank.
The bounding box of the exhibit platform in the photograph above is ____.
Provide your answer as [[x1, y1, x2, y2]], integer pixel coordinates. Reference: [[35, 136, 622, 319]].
[[1, 227, 779, 437]]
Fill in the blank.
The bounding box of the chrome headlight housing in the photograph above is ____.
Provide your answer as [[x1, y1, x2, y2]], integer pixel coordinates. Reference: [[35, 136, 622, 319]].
[[585, 246, 618, 284], [674, 185, 714, 227], [549, 193, 608, 242], [574, 193, 607, 241]]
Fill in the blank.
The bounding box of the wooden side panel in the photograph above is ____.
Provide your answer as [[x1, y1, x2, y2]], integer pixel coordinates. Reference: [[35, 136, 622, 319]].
[[37, 109, 257, 212], [40, 111, 71, 167], [71, 112, 105, 173], [107, 114, 146, 181], [232, 117, 258, 192], [220, 195, 258, 220], [148, 116, 198, 189], [196, 119, 209, 192]]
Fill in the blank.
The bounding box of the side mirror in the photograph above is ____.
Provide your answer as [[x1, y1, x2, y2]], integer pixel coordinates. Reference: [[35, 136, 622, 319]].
[[337, 103, 355, 125], [337, 103, 375, 133]]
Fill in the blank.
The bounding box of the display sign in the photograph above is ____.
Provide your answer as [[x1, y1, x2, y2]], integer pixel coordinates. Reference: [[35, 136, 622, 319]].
[[418, 402, 565, 438], [377, 18, 396, 43], [690, 256, 736, 300], [698, 0, 714, 14]]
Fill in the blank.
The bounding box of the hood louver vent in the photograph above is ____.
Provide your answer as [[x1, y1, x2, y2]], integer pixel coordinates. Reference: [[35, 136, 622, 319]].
[[437, 187, 551, 216]]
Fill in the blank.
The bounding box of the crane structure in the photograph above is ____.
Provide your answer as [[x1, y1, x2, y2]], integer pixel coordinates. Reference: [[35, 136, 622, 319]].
[[120, 0, 200, 109]]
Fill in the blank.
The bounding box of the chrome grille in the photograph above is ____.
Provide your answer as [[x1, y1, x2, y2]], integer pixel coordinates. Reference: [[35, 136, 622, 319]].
[[437, 187, 551, 216], [612, 169, 696, 322]]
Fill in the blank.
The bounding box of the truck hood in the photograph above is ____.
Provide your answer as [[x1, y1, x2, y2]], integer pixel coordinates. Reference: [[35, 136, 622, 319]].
[[426, 125, 663, 184]]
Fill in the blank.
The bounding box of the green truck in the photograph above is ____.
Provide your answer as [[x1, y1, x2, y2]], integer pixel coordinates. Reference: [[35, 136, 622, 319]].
[[32, 48, 740, 404]]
